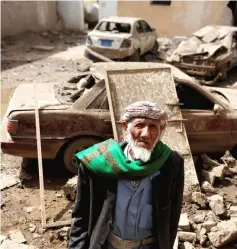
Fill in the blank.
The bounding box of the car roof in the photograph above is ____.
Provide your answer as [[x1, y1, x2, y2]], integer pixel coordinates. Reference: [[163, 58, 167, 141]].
[[100, 16, 141, 24]]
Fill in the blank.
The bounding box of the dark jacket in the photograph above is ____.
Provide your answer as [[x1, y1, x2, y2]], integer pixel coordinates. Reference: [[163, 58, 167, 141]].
[[68, 150, 184, 249]]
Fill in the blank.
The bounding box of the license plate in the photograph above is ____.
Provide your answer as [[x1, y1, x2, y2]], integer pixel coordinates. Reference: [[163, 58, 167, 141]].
[[101, 40, 112, 47]]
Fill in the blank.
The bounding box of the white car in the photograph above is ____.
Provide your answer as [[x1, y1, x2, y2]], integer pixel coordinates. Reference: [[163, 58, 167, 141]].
[[84, 16, 158, 61]]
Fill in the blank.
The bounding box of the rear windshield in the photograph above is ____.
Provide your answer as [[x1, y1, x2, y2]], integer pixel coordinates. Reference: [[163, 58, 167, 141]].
[[96, 21, 131, 33]]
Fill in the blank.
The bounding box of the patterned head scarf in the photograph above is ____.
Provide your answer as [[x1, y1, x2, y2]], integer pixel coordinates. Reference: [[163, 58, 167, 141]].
[[122, 101, 168, 126]]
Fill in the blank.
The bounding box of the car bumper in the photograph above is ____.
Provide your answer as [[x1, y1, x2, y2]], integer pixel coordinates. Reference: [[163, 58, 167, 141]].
[[173, 62, 217, 77], [1, 135, 64, 159], [86, 45, 134, 60]]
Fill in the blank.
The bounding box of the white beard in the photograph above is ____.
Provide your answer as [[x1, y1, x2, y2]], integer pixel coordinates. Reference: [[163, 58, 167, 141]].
[[126, 132, 159, 162]]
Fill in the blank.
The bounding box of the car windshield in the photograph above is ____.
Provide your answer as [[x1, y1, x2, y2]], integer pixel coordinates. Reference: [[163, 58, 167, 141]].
[[96, 21, 131, 33]]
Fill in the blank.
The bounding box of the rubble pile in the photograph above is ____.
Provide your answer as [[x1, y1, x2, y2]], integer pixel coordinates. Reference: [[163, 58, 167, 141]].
[[177, 151, 237, 248]]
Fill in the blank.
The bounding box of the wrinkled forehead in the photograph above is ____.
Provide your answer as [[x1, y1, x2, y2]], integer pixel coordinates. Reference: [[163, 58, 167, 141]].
[[128, 117, 162, 126]]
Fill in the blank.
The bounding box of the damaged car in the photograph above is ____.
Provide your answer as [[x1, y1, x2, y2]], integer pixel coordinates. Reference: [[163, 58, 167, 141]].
[[1, 63, 237, 174], [167, 26, 237, 80], [84, 16, 158, 61]]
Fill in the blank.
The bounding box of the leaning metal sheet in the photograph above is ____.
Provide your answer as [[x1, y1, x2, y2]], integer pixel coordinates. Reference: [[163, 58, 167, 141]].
[[105, 67, 199, 200]]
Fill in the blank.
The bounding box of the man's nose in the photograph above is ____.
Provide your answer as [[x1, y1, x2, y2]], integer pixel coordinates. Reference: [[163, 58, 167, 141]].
[[140, 127, 151, 139]]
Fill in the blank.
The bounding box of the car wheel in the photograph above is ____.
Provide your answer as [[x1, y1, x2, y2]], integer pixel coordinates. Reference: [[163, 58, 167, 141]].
[[231, 144, 237, 159], [130, 50, 140, 61], [151, 41, 159, 54], [63, 137, 102, 174]]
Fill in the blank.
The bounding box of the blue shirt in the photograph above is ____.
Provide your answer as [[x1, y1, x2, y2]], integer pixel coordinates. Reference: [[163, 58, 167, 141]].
[[108, 146, 160, 249]]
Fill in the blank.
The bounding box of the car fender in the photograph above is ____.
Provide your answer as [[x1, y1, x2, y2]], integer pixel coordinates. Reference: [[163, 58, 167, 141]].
[[216, 52, 232, 69]]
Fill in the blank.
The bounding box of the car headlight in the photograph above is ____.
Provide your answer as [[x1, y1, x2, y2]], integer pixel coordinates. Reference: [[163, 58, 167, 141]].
[[86, 36, 93, 45]]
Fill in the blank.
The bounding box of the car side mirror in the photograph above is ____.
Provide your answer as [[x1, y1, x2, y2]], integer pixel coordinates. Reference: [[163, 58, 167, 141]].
[[213, 104, 226, 115]]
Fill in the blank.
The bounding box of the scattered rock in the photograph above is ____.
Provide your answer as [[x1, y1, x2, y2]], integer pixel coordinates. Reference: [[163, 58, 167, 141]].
[[208, 195, 226, 216], [0, 173, 19, 190], [0, 234, 7, 244], [178, 231, 196, 242], [191, 192, 207, 208], [193, 213, 206, 224], [202, 220, 217, 232], [23, 206, 39, 213], [205, 211, 218, 223], [230, 205, 237, 220], [202, 170, 215, 185], [180, 241, 194, 249], [9, 229, 26, 243], [40, 31, 49, 38], [62, 176, 77, 201], [32, 45, 55, 51], [211, 165, 227, 180], [1, 239, 38, 248], [77, 60, 93, 72], [179, 213, 190, 231], [57, 227, 70, 240], [201, 181, 216, 193], [208, 220, 237, 247], [29, 223, 36, 233], [199, 234, 208, 246], [55, 193, 62, 198]]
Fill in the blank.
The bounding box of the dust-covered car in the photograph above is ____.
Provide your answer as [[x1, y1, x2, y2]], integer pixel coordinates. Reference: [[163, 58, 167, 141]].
[[167, 26, 237, 79], [1, 63, 237, 174], [84, 16, 158, 61]]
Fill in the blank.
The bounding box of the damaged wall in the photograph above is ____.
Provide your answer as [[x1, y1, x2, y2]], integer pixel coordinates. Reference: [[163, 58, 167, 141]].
[[1, 1, 57, 37], [118, 1, 233, 37]]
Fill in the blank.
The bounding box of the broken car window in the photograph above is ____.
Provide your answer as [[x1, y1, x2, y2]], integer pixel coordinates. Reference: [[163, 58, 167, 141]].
[[96, 21, 131, 33], [176, 84, 214, 110]]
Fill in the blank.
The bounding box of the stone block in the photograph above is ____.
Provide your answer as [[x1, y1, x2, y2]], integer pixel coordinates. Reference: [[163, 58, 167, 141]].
[[179, 213, 190, 231], [178, 231, 196, 242], [208, 220, 237, 247], [208, 195, 226, 216], [191, 192, 207, 208]]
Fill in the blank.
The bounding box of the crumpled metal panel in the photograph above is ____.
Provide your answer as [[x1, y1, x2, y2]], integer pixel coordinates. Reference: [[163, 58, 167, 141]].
[[105, 67, 200, 200]]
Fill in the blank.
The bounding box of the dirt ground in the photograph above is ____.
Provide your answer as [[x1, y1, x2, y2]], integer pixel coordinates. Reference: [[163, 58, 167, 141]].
[[1, 31, 237, 249]]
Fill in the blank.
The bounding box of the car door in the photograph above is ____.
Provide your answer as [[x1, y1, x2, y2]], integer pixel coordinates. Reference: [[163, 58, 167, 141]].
[[139, 20, 156, 52], [134, 21, 147, 54], [176, 83, 233, 154]]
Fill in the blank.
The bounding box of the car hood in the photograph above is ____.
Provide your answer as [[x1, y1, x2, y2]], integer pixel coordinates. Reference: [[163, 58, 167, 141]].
[[206, 86, 237, 110], [6, 83, 69, 116], [88, 30, 132, 39]]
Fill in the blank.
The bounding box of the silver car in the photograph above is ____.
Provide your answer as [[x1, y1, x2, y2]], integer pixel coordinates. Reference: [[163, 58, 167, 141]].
[[85, 16, 158, 61]]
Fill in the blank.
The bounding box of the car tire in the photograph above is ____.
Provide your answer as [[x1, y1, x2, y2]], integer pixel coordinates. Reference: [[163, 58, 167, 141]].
[[151, 41, 159, 54], [130, 50, 140, 61], [231, 144, 237, 159], [63, 137, 102, 174]]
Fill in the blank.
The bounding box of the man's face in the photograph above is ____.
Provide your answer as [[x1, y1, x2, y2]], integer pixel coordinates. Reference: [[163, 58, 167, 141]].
[[125, 118, 162, 151]]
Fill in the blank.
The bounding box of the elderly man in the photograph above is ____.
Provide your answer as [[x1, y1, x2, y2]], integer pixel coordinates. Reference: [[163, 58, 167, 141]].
[[68, 101, 184, 249]]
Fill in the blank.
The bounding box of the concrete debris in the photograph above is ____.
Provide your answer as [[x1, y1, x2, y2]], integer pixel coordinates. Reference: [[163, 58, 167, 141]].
[[0, 173, 19, 190], [55, 193, 62, 198], [180, 241, 194, 249], [23, 206, 40, 213], [57, 227, 70, 240], [40, 32, 49, 38], [32, 45, 55, 51], [208, 220, 237, 247], [201, 181, 216, 193], [191, 192, 207, 207], [211, 165, 227, 180], [202, 220, 217, 232], [205, 211, 218, 223], [29, 223, 37, 233], [0, 234, 7, 244], [208, 195, 226, 216], [62, 176, 77, 201], [202, 170, 215, 185], [193, 213, 206, 224], [179, 213, 190, 231], [8, 229, 26, 244], [0, 240, 38, 249], [230, 205, 237, 220], [178, 231, 196, 242], [196, 225, 207, 245]]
